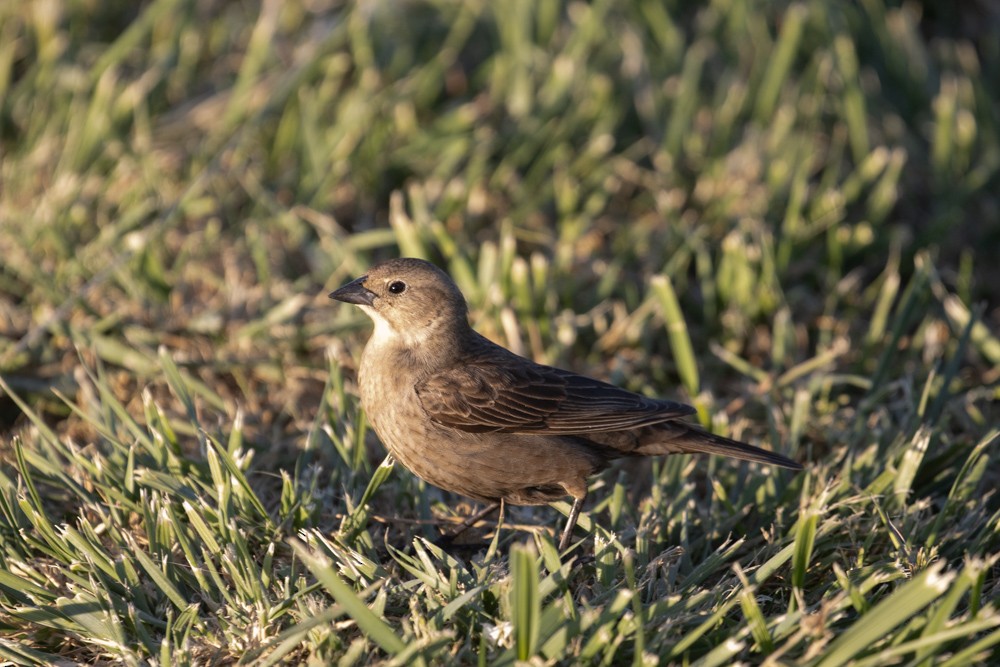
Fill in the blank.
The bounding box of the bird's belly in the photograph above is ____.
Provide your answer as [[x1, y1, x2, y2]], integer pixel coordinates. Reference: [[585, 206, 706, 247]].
[[374, 418, 599, 505]]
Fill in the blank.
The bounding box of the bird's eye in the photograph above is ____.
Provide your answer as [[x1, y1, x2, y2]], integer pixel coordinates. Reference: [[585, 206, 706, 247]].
[[388, 280, 407, 294]]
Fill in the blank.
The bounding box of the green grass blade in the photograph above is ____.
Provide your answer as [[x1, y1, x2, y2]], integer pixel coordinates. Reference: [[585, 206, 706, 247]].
[[510, 542, 541, 661], [291, 540, 405, 656]]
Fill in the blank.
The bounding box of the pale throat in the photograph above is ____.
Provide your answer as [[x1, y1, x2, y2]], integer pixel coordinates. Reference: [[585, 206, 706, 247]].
[[360, 305, 435, 349], [360, 305, 395, 348]]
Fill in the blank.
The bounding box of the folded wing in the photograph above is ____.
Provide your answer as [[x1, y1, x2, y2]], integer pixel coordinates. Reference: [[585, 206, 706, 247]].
[[416, 355, 695, 435]]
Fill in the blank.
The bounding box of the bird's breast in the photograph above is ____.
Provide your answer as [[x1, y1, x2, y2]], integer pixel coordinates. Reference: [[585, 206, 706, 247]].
[[358, 341, 438, 460]]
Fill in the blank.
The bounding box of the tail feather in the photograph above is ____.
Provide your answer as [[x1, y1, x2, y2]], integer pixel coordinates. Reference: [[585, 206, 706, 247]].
[[636, 423, 802, 470]]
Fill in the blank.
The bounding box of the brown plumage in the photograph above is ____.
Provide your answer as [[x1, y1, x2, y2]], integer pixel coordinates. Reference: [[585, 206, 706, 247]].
[[330, 258, 802, 550]]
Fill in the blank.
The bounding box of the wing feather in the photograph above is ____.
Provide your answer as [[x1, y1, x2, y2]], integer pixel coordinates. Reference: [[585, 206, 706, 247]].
[[415, 349, 695, 435]]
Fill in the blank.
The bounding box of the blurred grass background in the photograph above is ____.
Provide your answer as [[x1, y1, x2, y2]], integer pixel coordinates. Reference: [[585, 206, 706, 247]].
[[1, 0, 999, 664]]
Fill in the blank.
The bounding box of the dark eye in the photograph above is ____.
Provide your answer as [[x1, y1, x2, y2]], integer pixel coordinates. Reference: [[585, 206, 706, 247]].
[[388, 280, 407, 294]]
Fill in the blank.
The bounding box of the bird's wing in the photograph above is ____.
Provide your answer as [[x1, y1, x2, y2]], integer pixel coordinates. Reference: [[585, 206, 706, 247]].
[[415, 359, 695, 434]]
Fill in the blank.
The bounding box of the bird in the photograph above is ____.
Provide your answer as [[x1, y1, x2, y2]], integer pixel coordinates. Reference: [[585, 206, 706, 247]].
[[329, 257, 802, 551]]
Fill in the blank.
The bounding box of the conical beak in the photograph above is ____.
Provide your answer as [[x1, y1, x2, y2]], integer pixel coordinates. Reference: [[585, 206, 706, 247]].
[[329, 275, 376, 306]]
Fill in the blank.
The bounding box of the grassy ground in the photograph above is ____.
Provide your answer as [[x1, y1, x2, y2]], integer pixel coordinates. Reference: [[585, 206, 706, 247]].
[[1, 0, 999, 664]]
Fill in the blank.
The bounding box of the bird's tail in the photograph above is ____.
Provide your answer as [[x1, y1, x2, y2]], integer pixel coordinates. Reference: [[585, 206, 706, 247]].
[[636, 422, 802, 470]]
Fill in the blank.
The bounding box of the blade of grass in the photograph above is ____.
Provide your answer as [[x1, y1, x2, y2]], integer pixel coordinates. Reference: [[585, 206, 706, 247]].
[[291, 540, 405, 656]]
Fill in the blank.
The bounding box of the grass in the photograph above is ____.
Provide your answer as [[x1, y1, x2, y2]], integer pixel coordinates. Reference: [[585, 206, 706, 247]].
[[1, 0, 999, 664]]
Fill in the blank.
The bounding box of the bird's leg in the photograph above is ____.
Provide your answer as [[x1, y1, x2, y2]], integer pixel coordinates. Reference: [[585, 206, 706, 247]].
[[558, 491, 587, 551], [439, 501, 502, 544]]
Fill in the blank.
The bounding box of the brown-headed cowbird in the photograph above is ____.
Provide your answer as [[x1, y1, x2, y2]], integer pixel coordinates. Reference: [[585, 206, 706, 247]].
[[330, 258, 802, 550]]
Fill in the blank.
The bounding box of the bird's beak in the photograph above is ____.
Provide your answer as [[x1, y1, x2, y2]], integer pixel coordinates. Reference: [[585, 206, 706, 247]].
[[329, 276, 377, 306]]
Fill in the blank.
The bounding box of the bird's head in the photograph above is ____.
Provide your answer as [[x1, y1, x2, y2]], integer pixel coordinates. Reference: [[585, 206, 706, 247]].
[[329, 258, 471, 350]]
